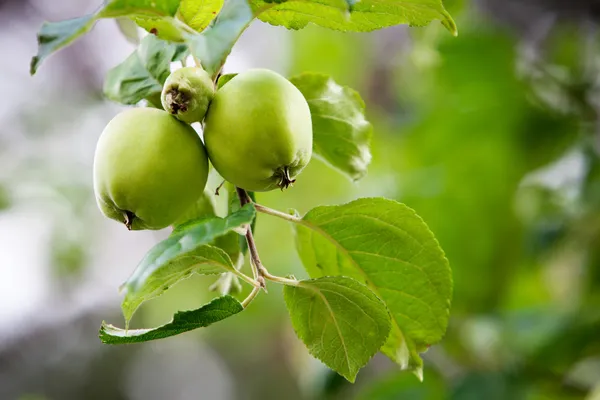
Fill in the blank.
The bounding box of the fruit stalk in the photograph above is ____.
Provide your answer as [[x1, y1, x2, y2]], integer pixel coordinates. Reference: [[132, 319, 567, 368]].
[[236, 187, 267, 289]]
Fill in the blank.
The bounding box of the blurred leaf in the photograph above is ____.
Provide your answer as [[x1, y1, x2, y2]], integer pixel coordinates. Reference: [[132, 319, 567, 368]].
[[186, 0, 254, 77], [120, 203, 255, 323], [103, 34, 187, 105], [101, 0, 180, 16], [51, 239, 86, 277], [216, 73, 237, 89], [179, 0, 225, 31], [115, 17, 140, 44], [381, 325, 424, 379], [290, 72, 372, 181], [283, 276, 391, 382], [31, 0, 182, 74], [293, 198, 451, 371], [30, 14, 96, 75], [132, 16, 187, 41], [250, 0, 457, 35], [100, 295, 243, 344], [451, 372, 517, 400], [0, 185, 11, 211], [356, 368, 446, 400]]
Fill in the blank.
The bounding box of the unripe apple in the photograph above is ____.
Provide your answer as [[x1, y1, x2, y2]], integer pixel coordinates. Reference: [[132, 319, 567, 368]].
[[203, 69, 312, 192], [93, 108, 209, 230], [161, 66, 215, 124]]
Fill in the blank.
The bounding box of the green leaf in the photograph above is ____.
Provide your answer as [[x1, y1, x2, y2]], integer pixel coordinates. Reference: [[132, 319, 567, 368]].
[[31, 14, 97, 75], [179, 0, 225, 31], [283, 276, 391, 382], [290, 73, 372, 181], [120, 203, 255, 323], [186, 0, 254, 77], [100, 295, 243, 344], [115, 17, 140, 44], [381, 324, 424, 380], [173, 189, 218, 229], [293, 198, 452, 372], [216, 73, 238, 89], [31, 0, 183, 74], [250, 0, 457, 35], [101, 0, 180, 17], [132, 16, 187, 41], [103, 34, 187, 105], [356, 367, 446, 400]]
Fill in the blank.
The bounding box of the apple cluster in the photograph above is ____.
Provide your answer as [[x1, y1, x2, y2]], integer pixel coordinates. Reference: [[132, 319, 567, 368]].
[[93, 68, 313, 230]]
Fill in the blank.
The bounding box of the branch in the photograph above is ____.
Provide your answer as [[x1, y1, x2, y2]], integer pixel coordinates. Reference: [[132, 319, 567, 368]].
[[236, 187, 267, 289]]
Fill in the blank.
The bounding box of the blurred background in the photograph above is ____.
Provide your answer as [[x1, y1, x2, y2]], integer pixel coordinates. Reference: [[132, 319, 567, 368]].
[[1, 0, 600, 398]]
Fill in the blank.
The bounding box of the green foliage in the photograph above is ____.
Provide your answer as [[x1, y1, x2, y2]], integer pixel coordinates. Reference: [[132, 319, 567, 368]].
[[30, 0, 459, 385], [283, 276, 391, 382], [100, 295, 243, 344], [179, 0, 225, 31], [185, 0, 254, 76], [103, 35, 188, 105], [293, 198, 451, 372], [250, 0, 457, 35], [290, 72, 372, 181], [30, 0, 456, 76], [121, 203, 254, 323]]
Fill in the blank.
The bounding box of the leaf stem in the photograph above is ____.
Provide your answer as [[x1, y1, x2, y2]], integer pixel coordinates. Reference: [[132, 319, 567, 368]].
[[231, 268, 262, 289], [253, 203, 303, 224], [262, 271, 299, 286], [236, 187, 267, 289], [241, 285, 261, 308]]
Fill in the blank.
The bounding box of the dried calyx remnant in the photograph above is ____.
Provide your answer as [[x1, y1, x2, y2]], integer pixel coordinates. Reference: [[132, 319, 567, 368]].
[[165, 88, 189, 115], [123, 210, 136, 230], [275, 166, 296, 190]]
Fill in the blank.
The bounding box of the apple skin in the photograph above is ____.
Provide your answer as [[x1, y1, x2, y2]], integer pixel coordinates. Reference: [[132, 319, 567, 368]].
[[161, 66, 215, 124], [93, 108, 209, 230], [203, 69, 312, 192]]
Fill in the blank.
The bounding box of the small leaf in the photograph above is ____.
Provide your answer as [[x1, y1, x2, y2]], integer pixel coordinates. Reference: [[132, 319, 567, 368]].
[[250, 0, 457, 35], [121, 203, 255, 323], [132, 16, 187, 42], [179, 0, 225, 31], [284, 276, 391, 382], [30, 14, 96, 75], [290, 73, 372, 181], [115, 17, 140, 44], [186, 0, 254, 77], [216, 73, 237, 89], [103, 34, 187, 105], [100, 295, 243, 344], [293, 198, 452, 373], [381, 325, 424, 380]]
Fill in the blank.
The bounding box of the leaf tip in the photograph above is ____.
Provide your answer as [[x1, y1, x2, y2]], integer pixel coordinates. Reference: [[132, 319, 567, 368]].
[[413, 366, 424, 382], [30, 56, 40, 76], [441, 11, 458, 37]]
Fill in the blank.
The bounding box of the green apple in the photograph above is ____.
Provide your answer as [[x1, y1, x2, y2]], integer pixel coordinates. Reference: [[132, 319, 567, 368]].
[[93, 108, 209, 230], [161, 66, 215, 124], [203, 69, 312, 192]]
